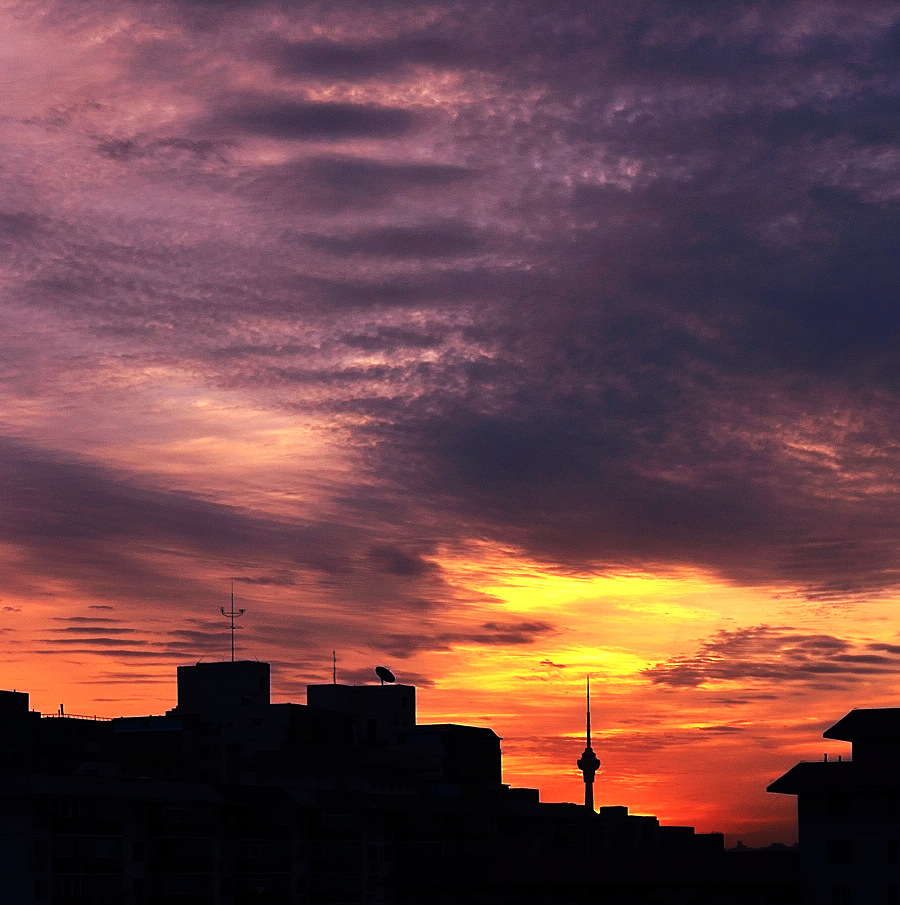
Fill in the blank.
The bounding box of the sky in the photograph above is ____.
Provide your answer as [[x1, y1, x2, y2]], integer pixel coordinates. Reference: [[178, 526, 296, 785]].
[[1, 0, 899, 845]]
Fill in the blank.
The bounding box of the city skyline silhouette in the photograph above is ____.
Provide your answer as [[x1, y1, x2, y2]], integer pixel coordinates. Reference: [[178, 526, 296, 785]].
[[0, 0, 898, 853], [0, 656, 804, 903]]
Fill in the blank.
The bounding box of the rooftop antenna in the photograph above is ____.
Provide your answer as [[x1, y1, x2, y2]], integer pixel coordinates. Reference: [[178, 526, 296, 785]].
[[220, 582, 245, 662], [333, 650, 337, 684]]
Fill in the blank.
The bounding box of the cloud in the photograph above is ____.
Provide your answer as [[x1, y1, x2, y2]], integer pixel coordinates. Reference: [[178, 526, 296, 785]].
[[48, 627, 136, 634], [265, 34, 470, 80], [471, 620, 556, 646], [339, 326, 445, 352], [375, 619, 556, 659], [0, 434, 367, 601], [367, 544, 438, 578], [232, 572, 298, 587], [96, 136, 232, 164], [0, 211, 40, 241], [3, 0, 899, 606], [208, 96, 420, 141], [243, 155, 476, 212], [645, 626, 900, 688], [307, 222, 486, 259], [40, 636, 146, 646]]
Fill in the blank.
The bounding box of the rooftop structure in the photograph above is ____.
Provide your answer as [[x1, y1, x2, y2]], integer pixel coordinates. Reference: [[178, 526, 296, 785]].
[[171, 660, 271, 716]]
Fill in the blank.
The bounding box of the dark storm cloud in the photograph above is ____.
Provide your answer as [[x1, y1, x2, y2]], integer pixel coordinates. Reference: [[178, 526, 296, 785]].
[[645, 626, 900, 688]]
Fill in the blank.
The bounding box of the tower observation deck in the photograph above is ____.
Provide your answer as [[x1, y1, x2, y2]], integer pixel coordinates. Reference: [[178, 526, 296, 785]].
[[577, 676, 601, 810]]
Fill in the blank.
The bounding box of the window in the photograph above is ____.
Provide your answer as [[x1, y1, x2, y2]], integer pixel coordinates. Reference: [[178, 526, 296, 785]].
[[829, 885, 852, 905], [828, 794, 852, 819], [827, 839, 853, 865]]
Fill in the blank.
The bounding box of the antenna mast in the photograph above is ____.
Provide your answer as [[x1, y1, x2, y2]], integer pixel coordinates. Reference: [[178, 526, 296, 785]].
[[576, 674, 601, 811], [220, 582, 245, 662], [586, 674, 592, 747]]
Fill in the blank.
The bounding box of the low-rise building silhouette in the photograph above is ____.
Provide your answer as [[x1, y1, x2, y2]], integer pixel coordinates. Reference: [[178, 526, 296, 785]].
[[770, 707, 900, 905], [0, 661, 799, 904]]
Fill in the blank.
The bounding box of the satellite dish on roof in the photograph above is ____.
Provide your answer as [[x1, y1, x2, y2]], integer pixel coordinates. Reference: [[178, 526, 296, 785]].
[[375, 666, 395, 685]]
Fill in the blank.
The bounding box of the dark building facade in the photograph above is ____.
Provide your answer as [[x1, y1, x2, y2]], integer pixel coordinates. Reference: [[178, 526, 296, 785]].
[[0, 662, 799, 904], [770, 707, 900, 905]]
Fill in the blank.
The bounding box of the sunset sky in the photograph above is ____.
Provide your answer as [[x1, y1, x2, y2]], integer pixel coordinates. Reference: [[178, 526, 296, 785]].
[[1, 0, 899, 845]]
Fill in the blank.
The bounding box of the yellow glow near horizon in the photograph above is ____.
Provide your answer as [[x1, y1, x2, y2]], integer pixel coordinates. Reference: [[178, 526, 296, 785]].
[[434, 542, 802, 673], [3, 530, 900, 845], [439, 541, 784, 616], [411, 541, 900, 843]]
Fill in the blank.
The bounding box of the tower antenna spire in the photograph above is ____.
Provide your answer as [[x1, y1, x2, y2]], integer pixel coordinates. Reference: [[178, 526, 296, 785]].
[[576, 674, 601, 811], [221, 581, 245, 662], [586, 674, 591, 746]]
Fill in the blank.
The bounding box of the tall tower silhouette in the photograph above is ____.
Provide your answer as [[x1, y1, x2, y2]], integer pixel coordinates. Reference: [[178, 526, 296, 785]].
[[576, 675, 601, 811]]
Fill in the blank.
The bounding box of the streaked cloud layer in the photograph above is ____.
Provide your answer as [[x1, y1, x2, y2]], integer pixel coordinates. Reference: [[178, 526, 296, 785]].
[[1, 0, 899, 843]]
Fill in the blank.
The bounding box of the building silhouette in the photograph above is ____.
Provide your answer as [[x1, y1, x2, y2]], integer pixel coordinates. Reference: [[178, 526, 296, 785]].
[[0, 661, 799, 904], [770, 707, 900, 905]]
